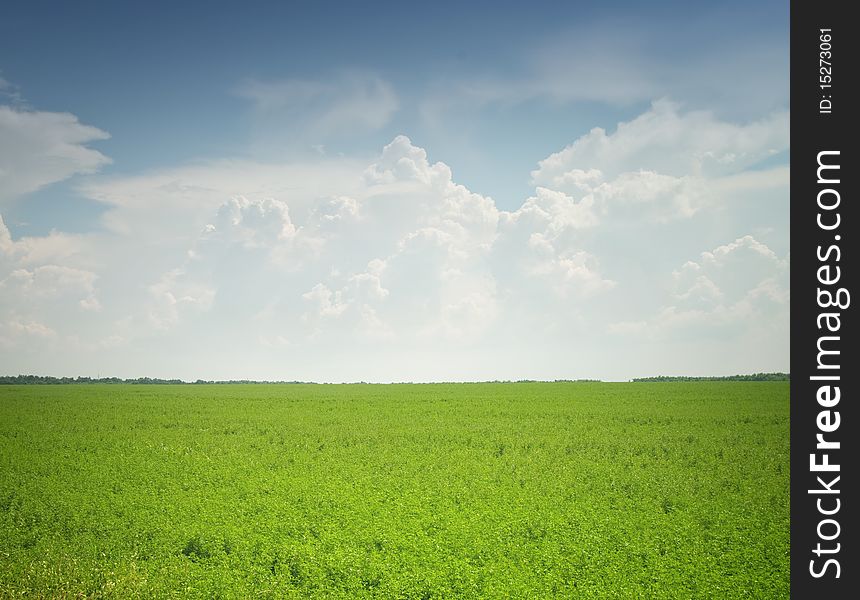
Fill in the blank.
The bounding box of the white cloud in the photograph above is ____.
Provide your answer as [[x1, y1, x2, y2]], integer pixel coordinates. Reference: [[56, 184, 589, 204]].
[[0, 215, 96, 281], [493, 187, 612, 300], [302, 283, 348, 320], [526, 101, 788, 224], [110, 134, 611, 349], [610, 235, 789, 340], [1, 100, 789, 379], [0, 105, 110, 202], [0, 319, 56, 349], [206, 196, 297, 251], [532, 100, 788, 183], [146, 269, 215, 331], [308, 195, 360, 225], [79, 157, 366, 242], [505, 187, 598, 233], [364, 135, 451, 186], [1, 215, 104, 349], [0, 214, 10, 250], [0, 265, 100, 311]]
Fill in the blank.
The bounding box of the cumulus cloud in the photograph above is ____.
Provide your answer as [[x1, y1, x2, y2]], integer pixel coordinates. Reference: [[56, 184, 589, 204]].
[[146, 269, 215, 330], [210, 196, 297, 244], [532, 100, 788, 182], [0, 105, 110, 202], [196, 195, 316, 268], [1, 100, 789, 379], [609, 235, 789, 339], [114, 133, 614, 350], [302, 283, 348, 320], [526, 100, 788, 223], [79, 157, 366, 241], [495, 187, 612, 298]]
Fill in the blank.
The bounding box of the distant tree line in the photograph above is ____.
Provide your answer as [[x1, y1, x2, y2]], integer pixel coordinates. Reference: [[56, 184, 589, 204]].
[[631, 373, 790, 382], [0, 373, 789, 385], [0, 375, 312, 385]]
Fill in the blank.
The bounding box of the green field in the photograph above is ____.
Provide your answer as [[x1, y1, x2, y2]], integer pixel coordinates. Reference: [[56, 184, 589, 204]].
[[0, 382, 789, 598]]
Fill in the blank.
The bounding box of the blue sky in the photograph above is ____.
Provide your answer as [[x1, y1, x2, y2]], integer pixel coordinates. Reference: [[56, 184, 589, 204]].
[[1, 1, 789, 380]]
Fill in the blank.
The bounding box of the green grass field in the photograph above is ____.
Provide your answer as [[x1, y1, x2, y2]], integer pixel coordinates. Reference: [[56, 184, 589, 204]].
[[0, 382, 789, 598]]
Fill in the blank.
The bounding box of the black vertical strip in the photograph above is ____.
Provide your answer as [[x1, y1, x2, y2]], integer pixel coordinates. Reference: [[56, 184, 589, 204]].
[[791, 1, 857, 596]]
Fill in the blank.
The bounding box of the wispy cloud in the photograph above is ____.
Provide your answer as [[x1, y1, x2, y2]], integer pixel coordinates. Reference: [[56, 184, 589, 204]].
[[420, 23, 788, 125], [235, 71, 398, 143], [0, 104, 111, 203], [0, 76, 24, 105]]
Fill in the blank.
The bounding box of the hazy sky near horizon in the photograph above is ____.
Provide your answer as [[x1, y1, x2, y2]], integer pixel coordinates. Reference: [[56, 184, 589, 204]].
[[1, 1, 789, 381]]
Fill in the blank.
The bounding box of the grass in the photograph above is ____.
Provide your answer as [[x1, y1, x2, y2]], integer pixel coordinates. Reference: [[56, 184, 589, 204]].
[[0, 382, 789, 598]]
